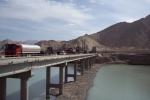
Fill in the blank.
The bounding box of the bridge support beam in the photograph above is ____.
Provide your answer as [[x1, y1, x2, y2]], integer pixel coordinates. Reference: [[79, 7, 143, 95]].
[[58, 66, 64, 95], [88, 59, 91, 69], [65, 62, 77, 83], [46, 64, 64, 97], [46, 67, 50, 99], [65, 64, 68, 83], [90, 58, 93, 69], [0, 77, 6, 100], [20, 71, 31, 100], [80, 60, 84, 75], [20, 78, 28, 100], [77, 60, 84, 75], [89, 57, 95, 68], [91, 57, 95, 66], [90, 58, 93, 67], [84, 59, 87, 70], [83, 60, 86, 71], [88, 58, 94, 69], [85, 59, 90, 70], [7, 71, 31, 100]]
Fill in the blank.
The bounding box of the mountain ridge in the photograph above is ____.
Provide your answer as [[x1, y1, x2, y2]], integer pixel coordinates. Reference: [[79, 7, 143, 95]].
[[90, 14, 150, 49], [1, 14, 150, 51]]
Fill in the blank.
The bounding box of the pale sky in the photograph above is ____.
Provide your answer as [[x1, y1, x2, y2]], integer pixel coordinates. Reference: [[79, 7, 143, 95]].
[[0, 0, 150, 41]]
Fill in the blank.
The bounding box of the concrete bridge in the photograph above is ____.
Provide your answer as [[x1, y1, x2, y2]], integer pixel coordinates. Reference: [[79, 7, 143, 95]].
[[0, 54, 97, 100]]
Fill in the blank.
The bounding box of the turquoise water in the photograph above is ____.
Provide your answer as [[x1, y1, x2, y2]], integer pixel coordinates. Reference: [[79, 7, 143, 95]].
[[87, 64, 150, 100]]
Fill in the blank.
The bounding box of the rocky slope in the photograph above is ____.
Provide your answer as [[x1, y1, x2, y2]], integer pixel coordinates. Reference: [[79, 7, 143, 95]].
[[36, 34, 105, 51], [1, 14, 150, 51], [36, 40, 65, 51], [38, 14, 150, 51], [91, 15, 150, 49], [65, 34, 105, 51]]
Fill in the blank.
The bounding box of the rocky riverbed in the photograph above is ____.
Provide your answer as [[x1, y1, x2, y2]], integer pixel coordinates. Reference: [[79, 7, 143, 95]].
[[56, 64, 101, 100]]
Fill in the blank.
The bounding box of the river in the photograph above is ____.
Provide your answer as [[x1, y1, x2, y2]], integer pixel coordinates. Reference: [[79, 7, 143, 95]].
[[87, 64, 150, 100], [6, 64, 150, 100]]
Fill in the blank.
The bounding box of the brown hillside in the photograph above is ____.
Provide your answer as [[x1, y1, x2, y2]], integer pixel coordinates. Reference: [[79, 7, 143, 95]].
[[91, 15, 150, 49]]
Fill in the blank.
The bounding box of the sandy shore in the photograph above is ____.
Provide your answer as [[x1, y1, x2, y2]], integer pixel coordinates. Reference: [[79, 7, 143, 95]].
[[56, 64, 101, 100]]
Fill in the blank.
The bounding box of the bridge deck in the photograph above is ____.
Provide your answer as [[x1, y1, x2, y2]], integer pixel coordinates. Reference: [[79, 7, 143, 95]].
[[0, 54, 96, 77]]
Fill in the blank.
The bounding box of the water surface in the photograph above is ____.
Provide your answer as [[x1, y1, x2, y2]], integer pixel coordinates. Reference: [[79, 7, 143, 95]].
[[87, 64, 150, 100]]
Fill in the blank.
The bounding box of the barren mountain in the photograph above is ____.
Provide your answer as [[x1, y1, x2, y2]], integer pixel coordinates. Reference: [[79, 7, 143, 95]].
[[36, 35, 103, 51], [1, 15, 150, 51], [36, 40, 65, 51], [65, 34, 105, 51], [91, 15, 150, 49]]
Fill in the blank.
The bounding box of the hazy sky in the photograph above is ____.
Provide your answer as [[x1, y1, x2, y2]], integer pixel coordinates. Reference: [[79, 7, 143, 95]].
[[0, 0, 150, 41]]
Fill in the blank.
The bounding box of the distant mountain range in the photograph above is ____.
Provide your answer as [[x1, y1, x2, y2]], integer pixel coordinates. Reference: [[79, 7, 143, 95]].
[[1, 14, 150, 51]]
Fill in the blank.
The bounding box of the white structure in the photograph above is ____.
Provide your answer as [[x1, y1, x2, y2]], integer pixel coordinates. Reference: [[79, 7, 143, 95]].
[[20, 44, 41, 54]]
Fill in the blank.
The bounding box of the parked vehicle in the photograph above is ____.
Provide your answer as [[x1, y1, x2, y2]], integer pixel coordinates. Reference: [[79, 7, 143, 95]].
[[65, 48, 76, 54]]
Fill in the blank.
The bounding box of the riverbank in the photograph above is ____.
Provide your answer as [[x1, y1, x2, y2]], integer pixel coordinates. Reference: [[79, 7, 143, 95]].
[[56, 64, 101, 100]]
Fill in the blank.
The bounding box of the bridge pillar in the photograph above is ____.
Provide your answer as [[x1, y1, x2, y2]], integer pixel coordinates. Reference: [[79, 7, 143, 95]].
[[65, 64, 68, 83], [65, 62, 77, 83], [0, 77, 6, 100], [78, 60, 84, 75], [93, 57, 95, 65], [46, 64, 65, 96], [91, 57, 95, 66], [20, 71, 31, 100], [74, 62, 77, 81], [84, 59, 87, 70], [91, 58, 93, 67], [85, 59, 90, 70], [90, 57, 94, 68], [2, 71, 31, 100], [88, 58, 92, 69], [89, 58, 94, 69], [91, 58, 94, 67], [80, 60, 84, 75], [20, 77, 28, 100], [46, 67, 50, 99], [6, 71, 31, 100], [59, 66, 64, 95], [83, 60, 86, 70]]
